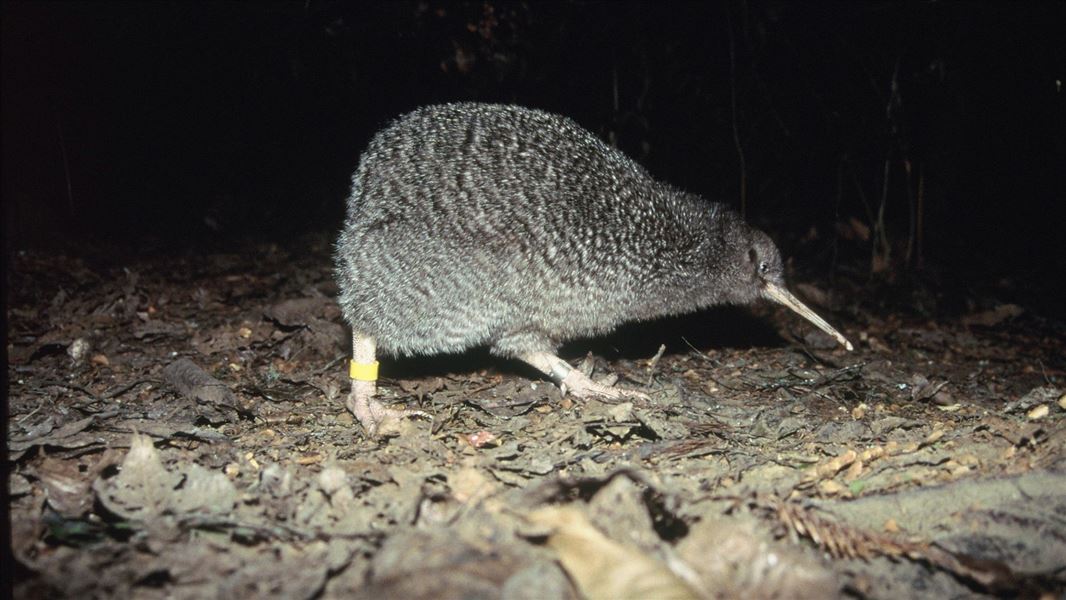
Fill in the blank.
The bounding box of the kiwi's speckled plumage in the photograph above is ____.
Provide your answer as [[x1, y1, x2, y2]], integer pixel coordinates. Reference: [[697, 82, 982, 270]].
[[335, 103, 784, 358]]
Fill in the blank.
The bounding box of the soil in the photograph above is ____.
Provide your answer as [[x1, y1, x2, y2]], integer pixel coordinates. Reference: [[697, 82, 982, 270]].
[[7, 235, 1066, 599]]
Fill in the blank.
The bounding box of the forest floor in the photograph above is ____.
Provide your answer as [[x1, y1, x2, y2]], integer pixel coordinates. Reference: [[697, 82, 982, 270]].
[[7, 234, 1066, 599]]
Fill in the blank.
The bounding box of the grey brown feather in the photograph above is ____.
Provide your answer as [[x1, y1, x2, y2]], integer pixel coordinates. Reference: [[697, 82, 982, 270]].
[[335, 102, 835, 364]]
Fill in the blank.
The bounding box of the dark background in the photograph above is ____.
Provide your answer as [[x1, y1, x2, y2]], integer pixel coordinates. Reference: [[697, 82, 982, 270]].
[[4, 1, 1064, 313]]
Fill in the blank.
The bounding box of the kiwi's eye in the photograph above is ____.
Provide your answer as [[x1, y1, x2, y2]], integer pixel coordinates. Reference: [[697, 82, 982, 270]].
[[758, 261, 770, 275]]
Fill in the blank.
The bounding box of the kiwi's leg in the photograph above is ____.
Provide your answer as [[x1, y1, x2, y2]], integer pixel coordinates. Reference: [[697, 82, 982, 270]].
[[520, 351, 649, 402], [346, 332, 429, 436]]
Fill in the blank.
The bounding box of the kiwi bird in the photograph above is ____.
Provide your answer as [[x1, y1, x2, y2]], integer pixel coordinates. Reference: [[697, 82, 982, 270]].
[[335, 103, 852, 434]]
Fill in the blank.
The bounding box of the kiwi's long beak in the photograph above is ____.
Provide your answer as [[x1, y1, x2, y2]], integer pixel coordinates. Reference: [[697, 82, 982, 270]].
[[764, 283, 854, 351]]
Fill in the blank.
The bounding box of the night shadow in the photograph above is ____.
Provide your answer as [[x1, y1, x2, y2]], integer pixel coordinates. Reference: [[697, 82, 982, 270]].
[[378, 305, 786, 381]]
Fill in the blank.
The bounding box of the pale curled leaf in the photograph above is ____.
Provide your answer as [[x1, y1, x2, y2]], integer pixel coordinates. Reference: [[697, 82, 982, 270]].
[[170, 464, 238, 515], [93, 434, 237, 521], [94, 433, 178, 520], [529, 505, 699, 600]]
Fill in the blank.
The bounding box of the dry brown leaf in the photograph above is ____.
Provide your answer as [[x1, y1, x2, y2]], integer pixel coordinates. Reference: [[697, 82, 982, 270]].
[[1027, 404, 1049, 420], [843, 459, 864, 482], [818, 480, 849, 497], [860, 446, 885, 462], [36, 457, 94, 517], [834, 217, 871, 242], [450, 466, 496, 504], [163, 357, 251, 418], [921, 429, 945, 447], [805, 449, 858, 482], [677, 514, 837, 599], [961, 303, 1024, 327]]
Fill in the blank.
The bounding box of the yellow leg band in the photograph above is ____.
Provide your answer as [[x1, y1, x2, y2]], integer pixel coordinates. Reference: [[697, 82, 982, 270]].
[[349, 360, 379, 381]]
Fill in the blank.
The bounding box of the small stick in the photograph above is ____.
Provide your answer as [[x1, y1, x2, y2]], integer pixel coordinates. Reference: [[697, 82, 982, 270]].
[[645, 344, 667, 386]]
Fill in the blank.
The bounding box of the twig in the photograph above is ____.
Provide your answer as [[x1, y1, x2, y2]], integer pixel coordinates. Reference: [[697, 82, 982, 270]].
[[802, 363, 867, 389], [1036, 360, 1051, 386], [56, 112, 74, 215], [103, 379, 159, 399], [915, 163, 925, 268], [905, 157, 916, 265], [178, 513, 383, 543], [831, 155, 845, 284], [39, 379, 101, 402], [680, 337, 713, 363], [645, 343, 667, 386], [875, 157, 891, 270], [851, 170, 877, 237], [313, 354, 347, 377], [726, 2, 747, 217], [612, 59, 619, 116], [680, 337, 742, 391], [16, 404, 44, 425]]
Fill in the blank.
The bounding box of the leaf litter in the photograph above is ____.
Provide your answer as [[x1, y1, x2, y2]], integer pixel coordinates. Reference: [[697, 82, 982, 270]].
[[7, 236, 1066, 598]]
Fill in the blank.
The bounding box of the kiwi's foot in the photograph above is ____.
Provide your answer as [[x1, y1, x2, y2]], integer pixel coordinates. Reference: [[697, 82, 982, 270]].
[[559, 368, 650, 401], [520, 351, 649, 402], [347, 380, 430, 436]]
